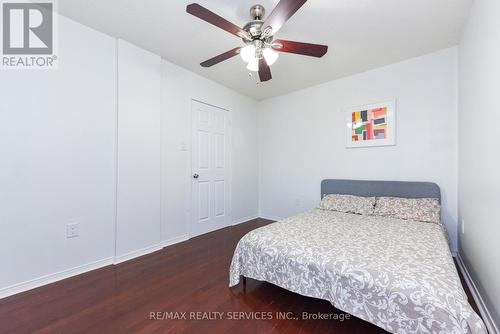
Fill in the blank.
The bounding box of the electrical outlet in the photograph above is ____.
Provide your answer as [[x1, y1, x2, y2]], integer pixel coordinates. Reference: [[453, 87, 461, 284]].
[[67, 223, 79, 238], [461, 219, 465, 234]]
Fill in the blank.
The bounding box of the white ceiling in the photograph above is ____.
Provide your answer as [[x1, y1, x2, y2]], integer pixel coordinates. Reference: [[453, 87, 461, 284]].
[[58, 0, 471, 100]]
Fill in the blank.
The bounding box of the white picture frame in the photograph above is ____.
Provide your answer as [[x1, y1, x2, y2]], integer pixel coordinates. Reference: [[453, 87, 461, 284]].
[[345, 99, 397, 148]]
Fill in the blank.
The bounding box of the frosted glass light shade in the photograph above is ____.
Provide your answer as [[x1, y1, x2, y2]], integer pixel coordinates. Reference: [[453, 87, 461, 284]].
[[246, 58, 259, 72], [240, 44, 256, 63], [263, 48, 279, 66]]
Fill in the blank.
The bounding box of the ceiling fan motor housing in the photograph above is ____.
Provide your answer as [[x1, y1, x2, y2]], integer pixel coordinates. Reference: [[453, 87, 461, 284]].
[[243, 4, 273, 59], [243, 20, 264, 38]]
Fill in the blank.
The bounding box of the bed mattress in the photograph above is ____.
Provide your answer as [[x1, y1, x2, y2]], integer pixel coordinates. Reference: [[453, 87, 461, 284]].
[[229, 209, 486, 334]]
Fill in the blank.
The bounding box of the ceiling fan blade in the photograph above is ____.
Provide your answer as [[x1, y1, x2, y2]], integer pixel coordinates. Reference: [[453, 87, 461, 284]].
[[273, 39, 328, 57], [261, 0, 308, 35], [186, 3, 248, 39], [200, 47, 241, 67], [258, 58, 272, 82]]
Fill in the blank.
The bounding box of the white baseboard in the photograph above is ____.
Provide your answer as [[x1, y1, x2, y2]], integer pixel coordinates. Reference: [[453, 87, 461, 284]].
[[456, 254, 499, 334], [259, 214, 284, 222], [114, 234, 191, 264], [113, 243, 164, 264], [232, 214, 259, 226], [0, 234, 191, 300], [0, 257, 114, 299], [160, 234, 189, 248]]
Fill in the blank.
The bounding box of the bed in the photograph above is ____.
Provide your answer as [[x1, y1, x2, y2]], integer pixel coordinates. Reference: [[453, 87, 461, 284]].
[[229, 179, 486, 334]]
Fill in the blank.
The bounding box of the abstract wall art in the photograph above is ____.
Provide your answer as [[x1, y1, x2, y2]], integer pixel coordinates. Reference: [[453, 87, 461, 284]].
[[345, 100, 396, 148]]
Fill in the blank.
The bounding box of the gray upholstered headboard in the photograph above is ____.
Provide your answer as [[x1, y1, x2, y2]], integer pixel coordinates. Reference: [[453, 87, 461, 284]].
[[321, 179, 441, 203]]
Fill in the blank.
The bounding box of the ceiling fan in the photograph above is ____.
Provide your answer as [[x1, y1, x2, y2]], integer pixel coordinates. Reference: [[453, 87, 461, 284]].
[[186, 1, 328, 82]]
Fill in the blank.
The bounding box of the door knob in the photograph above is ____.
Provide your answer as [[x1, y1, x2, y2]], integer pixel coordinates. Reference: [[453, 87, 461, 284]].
[[193, 173, 199, 179]]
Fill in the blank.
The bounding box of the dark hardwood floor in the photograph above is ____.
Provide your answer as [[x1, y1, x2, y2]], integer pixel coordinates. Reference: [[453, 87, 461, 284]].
[[0, 219, 479, 334]]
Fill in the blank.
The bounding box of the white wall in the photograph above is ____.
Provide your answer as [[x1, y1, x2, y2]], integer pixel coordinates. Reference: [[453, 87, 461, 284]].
[[0, 16, 117, 292], [161, 60, 259, 242], [116, 40, 162, 260], [0, 14, 259, 296], [458, 0, 500, 327], [258, 48, 459, 251]]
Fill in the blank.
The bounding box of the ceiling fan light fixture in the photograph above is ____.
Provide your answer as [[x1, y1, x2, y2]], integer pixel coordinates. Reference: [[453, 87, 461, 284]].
[[246, 58, 259, 72], [263, 47, 279, 66], [187, 2, 328, 82], [240, 44, 256, 63]]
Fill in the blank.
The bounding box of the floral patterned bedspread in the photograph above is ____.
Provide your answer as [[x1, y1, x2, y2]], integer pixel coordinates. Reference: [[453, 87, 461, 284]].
[[229, 209, 486, 334]]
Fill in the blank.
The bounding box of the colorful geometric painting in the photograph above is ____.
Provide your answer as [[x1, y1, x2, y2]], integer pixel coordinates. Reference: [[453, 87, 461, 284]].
[[345, 100, 396, 148], [351, 107, 388, 142]]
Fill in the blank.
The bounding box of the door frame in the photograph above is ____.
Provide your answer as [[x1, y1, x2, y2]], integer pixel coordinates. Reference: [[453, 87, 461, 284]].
[[188, 99, 232, 238]]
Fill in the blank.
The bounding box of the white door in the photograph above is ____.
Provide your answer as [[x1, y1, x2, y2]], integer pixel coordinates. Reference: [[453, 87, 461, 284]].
[[191, 100, 231, 237]]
